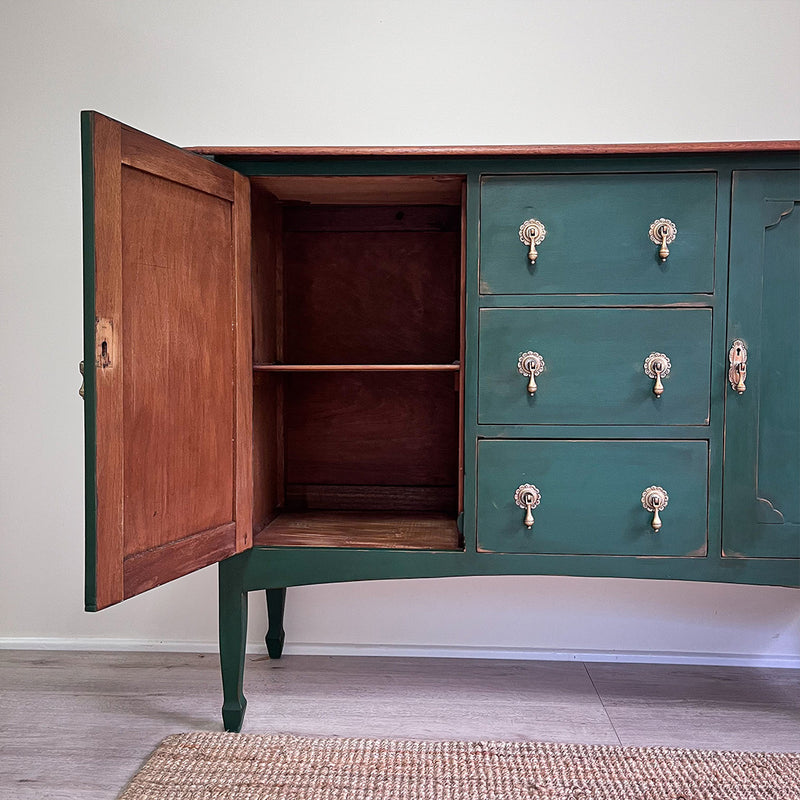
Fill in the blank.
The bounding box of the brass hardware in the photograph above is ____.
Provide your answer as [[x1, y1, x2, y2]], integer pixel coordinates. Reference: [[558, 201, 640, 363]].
[[641, 486, 669, 532], [79, 361, 85, 399], [514, 483, 541, 529], [643, 352, 671, 397], [648, 218, 677, 261], [517, 351, 545, 395], [518, 218, 547, 264], [728, 339, 747, 394]]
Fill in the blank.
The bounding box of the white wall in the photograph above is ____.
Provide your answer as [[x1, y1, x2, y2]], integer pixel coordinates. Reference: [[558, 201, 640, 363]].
[[1, 0, 799, 665]]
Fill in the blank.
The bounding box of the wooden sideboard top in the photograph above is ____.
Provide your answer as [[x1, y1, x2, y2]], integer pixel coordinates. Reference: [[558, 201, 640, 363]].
[[189, 141, 800, 159]]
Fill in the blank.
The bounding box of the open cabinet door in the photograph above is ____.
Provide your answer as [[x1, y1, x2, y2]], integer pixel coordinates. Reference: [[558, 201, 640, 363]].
[[82, 112, 253, 610]]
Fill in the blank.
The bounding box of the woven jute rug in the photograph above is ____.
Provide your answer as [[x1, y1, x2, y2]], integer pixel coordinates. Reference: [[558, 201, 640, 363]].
[[118, 731, 800, 800]]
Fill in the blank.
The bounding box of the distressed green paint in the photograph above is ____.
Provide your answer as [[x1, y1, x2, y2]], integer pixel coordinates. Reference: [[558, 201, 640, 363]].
[[480, 172, 718, 295], [265, 588, 287, 659], [476, 439, 708, 556], [477, 293, 715, 309], [227, 541, 799, 590], [81, 111, 99, 612], [478, 308, 712, 425], [462, 171, 482, 553], [219, 557, 248, 733], [723, 170, 800, 559]]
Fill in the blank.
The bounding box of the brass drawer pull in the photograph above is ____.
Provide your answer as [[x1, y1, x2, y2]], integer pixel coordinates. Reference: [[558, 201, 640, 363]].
[[518, 351, 545, 395], [641, 486, 669, 531], [514, 483, 541, 529], [728, 339, 747, 394], [649, 218, 677, 261], [643, 352, 671, 397], [79, 360, 85, 399], [519, 218, 547, 264]]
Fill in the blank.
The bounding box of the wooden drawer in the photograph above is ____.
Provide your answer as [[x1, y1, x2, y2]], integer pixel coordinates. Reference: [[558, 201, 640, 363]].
[[478, 308, 712, 425], [477, 439, 709, 555], [480, 172, 717, 295]]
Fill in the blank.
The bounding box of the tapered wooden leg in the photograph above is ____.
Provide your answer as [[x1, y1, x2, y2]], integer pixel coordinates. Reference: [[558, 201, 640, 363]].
[[219, 564, 248, 732], [265, 587, 287, 659]]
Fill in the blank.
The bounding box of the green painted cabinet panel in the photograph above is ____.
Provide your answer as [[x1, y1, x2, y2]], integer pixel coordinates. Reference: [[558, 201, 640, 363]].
[[480, 172, 717, 295], [723, 170, 800, 560], [478, 308, 712, 425], [477, 439, 708, 556]]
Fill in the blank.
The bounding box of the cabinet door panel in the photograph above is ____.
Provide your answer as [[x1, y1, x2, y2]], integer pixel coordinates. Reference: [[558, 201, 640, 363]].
[[723, 170, 800, 560], [478, 308, 712, 425], [82, 112, 253, 610], [477, 440, 708, 555]]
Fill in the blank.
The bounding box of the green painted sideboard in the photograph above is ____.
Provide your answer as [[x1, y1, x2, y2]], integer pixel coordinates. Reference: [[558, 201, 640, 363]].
[[81, 112, 799, 731]]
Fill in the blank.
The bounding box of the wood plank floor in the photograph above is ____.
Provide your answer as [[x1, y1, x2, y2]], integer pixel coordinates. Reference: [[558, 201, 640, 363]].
[[0, 650, 798, 799]]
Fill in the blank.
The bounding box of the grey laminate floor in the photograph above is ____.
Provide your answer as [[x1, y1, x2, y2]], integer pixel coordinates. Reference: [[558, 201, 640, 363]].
[[0, 650, 798, 799]]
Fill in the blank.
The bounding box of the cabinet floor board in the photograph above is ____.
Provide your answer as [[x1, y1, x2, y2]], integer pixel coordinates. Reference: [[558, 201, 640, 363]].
[[0, 650, 798, 799], [255, 511, 461, 549]]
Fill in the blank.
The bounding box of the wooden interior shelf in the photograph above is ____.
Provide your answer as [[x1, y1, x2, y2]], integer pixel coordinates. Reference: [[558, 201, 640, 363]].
[[254, 511, 462, 550], [253, 363, 460, 372]]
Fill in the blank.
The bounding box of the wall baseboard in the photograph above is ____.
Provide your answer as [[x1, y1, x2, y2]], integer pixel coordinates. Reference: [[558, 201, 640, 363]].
[[1, 637, 797, 669]]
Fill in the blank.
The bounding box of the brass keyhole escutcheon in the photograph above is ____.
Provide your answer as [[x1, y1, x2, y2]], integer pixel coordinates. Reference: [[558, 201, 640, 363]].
[[641, 486, 669, 532], [728, 339, 747, 394], [518, 351, 545, 395], [519, 218, 547, 264], [644, 352, 671, 397], [514, 484, 541, 529], [649, 218, 677, 262]]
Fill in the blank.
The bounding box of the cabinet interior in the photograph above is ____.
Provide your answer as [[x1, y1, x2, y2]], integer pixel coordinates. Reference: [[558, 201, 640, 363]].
[[249, 175, 465, 550]]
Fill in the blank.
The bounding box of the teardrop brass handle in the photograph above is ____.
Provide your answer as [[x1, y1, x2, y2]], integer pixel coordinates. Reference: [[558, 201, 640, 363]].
[[643, 352, 671, 397], [728, 339, 747, 394], [519, 218, 547, 264], [641, 486, 669, 532], [518, 351, 545, 395], [514, 484, 541, 529], [649, 218, 677, 261]]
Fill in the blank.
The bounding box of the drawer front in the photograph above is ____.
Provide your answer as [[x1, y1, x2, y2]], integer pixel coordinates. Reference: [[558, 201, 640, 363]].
[[480, 172, 717, 295], [478, 308, 712, 425], [477, 439, 709, 555]]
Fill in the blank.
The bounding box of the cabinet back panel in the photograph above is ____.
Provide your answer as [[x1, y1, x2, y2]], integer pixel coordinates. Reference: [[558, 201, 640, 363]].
[[250, 186, 282, 364], [282, 205, 460, 365], [284, 484, 456, 512], [121, 167, 235, 553], [284, 372, 459, 498]]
